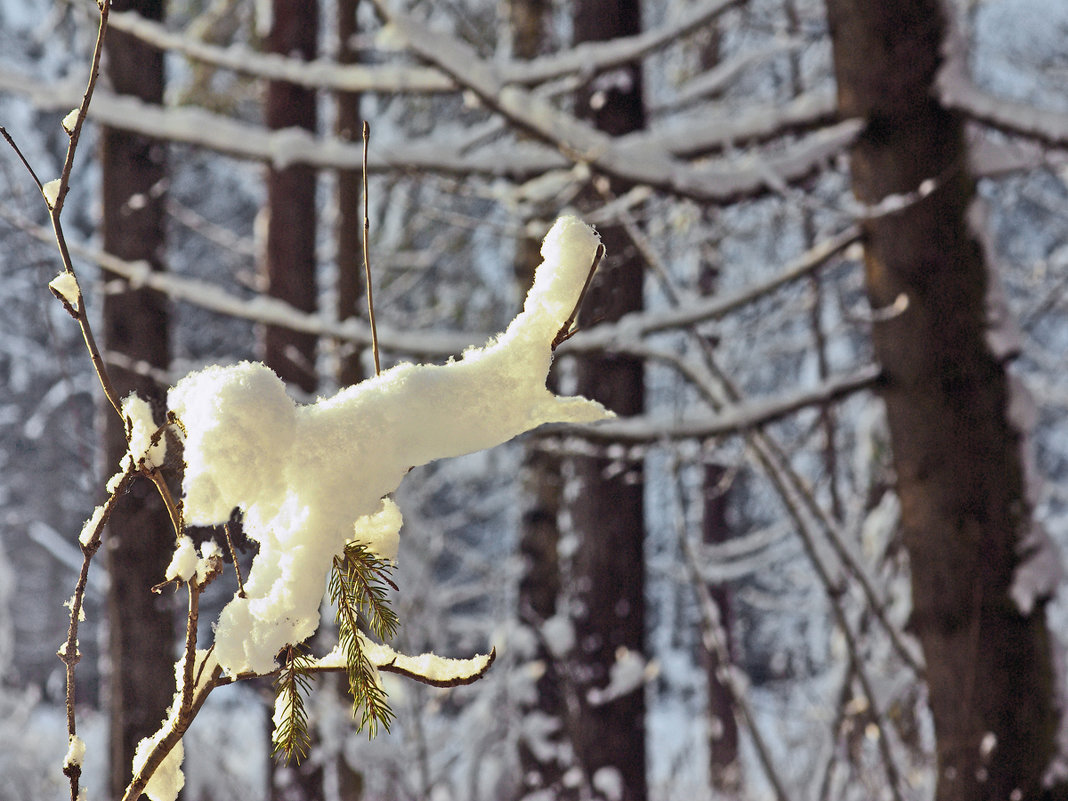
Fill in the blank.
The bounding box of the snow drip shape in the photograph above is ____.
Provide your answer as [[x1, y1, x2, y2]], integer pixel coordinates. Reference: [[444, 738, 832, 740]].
[[169, 216, 611, 676]]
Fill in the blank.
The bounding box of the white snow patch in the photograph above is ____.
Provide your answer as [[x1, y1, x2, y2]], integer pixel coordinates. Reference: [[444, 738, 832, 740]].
[[122, 393, 167, 468], [352, 497, 403, 561], [77, 508, 103, 551], [42, 178, 61, 208], [132, 734, 184, 801], [317, 635, 494, 685], [61, 108, 79, 134], [48, 271, 80, 311], [196, 540, 222, 584], [164, 536, 198, 584], [169, 217, 609, 676], [63, 734, 86, 769]]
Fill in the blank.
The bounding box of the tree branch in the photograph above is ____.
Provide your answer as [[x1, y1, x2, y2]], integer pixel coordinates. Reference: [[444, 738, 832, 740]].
[[937, 34, 1068, 148], [554, 364, 881, 442], [105, 0, 745, 94], [366, 0, 860, 203]]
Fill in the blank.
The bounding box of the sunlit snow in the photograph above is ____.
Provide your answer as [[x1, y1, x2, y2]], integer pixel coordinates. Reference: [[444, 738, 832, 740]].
[[168, 216, 610, 677]]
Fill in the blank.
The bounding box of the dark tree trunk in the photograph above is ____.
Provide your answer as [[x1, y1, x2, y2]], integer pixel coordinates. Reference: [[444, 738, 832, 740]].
[[262, 0, 319, 394], [509, 2, 571, 797], [335, 0, 364, 388], [263, 2, 323, 798], [100, 2, 176, 797], [567, 2, 647, 799], [825, 3, 1060, 800]]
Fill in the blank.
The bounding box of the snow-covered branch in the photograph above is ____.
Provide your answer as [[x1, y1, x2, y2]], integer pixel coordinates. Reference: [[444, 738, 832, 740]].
[[107, 0, 744, 95], [631, 90, 838, 159], [107, 10, 456, 93], [567, 225, 860, 348], [0, 69, 569, 177], [170, 217, 610, 678], [554, 364, 881, 443], [367, 0, 860, 202], [0, 64, 856, 197], [14, 213, 860, 368], [938, 39, 1068, 147]]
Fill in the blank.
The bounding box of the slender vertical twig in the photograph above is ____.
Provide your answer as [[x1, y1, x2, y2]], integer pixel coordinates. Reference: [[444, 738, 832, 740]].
[[223, 522, 247, 598], [362, 121, 381, 376], [61, 464, 136, 801]]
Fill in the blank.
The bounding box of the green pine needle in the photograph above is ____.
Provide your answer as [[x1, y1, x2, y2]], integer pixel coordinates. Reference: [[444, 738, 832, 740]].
[[271, 645, 315, 764], [329, 541, 399, 737]]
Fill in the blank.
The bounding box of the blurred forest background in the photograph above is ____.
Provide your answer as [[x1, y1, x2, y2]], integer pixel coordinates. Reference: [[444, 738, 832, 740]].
[[1, 0, 1067, 800]]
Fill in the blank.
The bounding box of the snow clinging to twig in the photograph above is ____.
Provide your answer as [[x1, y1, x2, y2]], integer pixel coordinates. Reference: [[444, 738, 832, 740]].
[[168, 216, 610, 676]]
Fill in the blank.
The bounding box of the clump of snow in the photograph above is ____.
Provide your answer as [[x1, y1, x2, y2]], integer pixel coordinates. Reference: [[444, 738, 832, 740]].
[[317, 629, 494, 686], [41, 178, 61, 208], [353, 498, 403, 561], [196, 540, 222, 584], [48, 272, 80, 312], [131, 650, 219, 801], [63, 595, 86, 623], [164, 537, 198, 584], [168, 216, 609, 676], [63, 734, 86, 769], [61, 109, 79, 134], [132, 734, 184, 801], [78, 506, 105, 547], [122, 393, 167, 468]]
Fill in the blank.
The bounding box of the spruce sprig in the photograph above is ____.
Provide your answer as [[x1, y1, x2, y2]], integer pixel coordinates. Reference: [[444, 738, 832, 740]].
[[329, 541, 399, 737], [271, 644, 315, 763]]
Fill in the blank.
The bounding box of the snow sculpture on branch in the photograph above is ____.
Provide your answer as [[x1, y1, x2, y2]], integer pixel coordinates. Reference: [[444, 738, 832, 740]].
[[169, 215, 609, 678]]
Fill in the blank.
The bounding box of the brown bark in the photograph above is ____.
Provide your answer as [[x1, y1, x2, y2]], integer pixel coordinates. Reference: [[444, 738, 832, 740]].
[[567, 2, 647, 798], [263, 2, 323, 798], [825, 3, 1059, 800], [509, 3, 571, 796], [335, 0, 364, 388], [100, 1, 176, 797], [100, 0, 172, 784], [262, 0, 319, 394]]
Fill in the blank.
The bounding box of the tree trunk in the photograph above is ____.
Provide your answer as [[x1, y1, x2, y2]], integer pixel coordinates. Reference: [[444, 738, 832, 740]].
[[100, 1, 176, 797], [262, 0, 319, 394], [263, 2, 323, 798], [567, 3, 647, 799], [825, 3, 1060, 800], [508, 3, 573, 797], [335, 0, 364, 388]]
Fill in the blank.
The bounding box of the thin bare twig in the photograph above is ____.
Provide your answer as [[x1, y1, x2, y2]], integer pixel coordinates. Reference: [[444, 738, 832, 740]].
[[671, 453, 792, 801], [552, 243, 605, 349], [222, 522, 247, 598], [0, 127, 44, 191], [61, 463, 137, 801], [6, 0, 126, 417], [363, 121, 381, 376]]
